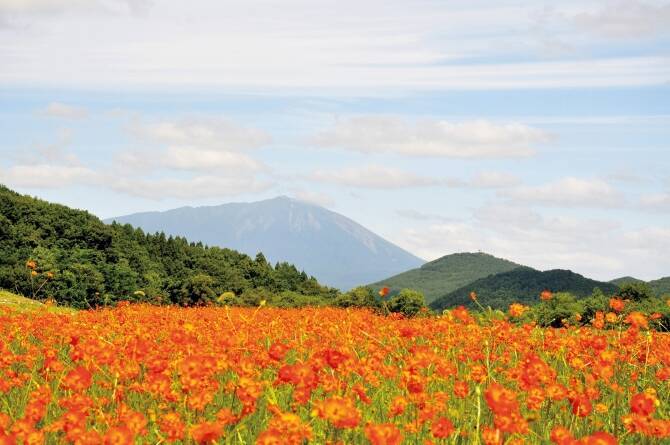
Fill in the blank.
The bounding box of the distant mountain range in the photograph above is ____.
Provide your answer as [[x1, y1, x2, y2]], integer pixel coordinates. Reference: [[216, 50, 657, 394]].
[[106, 196, 425, 290], [370, 252, 522, 304]]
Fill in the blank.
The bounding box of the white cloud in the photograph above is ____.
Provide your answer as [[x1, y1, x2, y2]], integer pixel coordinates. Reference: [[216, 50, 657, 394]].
[[502, 177, 623, 207], [162, 147, 263, 172], [395, 209, 457, 223], [639, 192, 670, 212], [311, 117, 548, 158], [571, 0, 670, 38], [290, 190, 336, 208], [130, 118, 271, 151], [391, 202, 667, 281], [469, 171, 521, 188], [0, 0, 150, 17], [0, 164, 101, 188], [309, 165, 442, 189], [39, 102, 89, 119], [307, 166, 522, 191], [1, 1, 668, 91], [111, 175, 272, 200], [118, 117, 270, 173]]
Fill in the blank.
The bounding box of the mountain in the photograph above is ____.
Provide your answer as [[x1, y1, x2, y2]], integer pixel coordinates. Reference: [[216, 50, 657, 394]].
[[430, 267, 620, 311], [609, 276, 670, 297], [609, 276, 645, 286], [0, 185, 334, 308], [105, 196, 425, 290], [370, 252, 523, 303], [649, 277, 670, 297]]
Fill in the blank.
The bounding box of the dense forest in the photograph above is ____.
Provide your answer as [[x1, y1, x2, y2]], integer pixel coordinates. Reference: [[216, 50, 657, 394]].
[[0, 185, 339, 308]]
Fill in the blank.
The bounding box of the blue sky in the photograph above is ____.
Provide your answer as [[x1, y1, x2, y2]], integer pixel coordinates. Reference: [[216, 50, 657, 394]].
[[1, 0, 669, 281]]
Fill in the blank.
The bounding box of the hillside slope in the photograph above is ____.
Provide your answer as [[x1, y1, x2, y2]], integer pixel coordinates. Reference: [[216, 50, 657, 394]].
[[0, 185, 334, 308], [609, 276, 645, 286], [431, 268, 620, 311], [610, 276, 670, 297], [649, 277, 670, 297], [370, 252, 523, 303], [106, 197, 424, 290]]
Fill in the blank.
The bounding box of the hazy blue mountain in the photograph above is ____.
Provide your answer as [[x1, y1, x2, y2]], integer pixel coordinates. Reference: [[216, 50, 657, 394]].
[[105, 196, 425, 290]]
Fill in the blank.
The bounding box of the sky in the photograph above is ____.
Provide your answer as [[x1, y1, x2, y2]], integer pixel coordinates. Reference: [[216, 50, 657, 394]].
[[1, 0, 669, 281]]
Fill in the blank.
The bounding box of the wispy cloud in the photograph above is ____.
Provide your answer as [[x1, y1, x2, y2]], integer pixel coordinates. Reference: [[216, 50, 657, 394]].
[[2, 1, 669, 92], [39, 102, 89, 119], [118, 117, 270, 174], [392, 202, 668, 280], [501, 177, 624, 208], [570, 0, 670, 38], [0, 164, 101, 188], [309, 165, 442, 189], [311, 117, 549, 158], [111, 175, 273, 200]]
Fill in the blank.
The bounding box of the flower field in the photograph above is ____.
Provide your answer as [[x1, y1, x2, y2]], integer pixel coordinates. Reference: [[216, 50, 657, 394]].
[[0, 303, 669, 444]]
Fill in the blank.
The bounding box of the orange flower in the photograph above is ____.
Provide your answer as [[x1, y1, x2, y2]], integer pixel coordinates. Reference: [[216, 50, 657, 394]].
[[431, 417, 455, 438], [570, 394, 592, 417], [469, 291, 478, 302], [257, 411, 311, 445], [508, 303, 528, 318], [62, 367, 93, 392], [158, 412, 185, 442], [609, 298, 625, 313], [379, 287, 390, 298], [481, 426, 502, 445], [550, 425, 574, 445], [454, 380, 469, 398], [485, 383, 518, 415], [388, 396, 407, 417], [313, 396, 361, 429], [630, 392, 657, 416], [605, 312, 618, 323], [584, 431, 617, 445], [625, 312, 649, 329], [364, 423, 403, 445], [103, 426, 134, 445], [540, 290, 553, 301], [190, 422, 223, 444]]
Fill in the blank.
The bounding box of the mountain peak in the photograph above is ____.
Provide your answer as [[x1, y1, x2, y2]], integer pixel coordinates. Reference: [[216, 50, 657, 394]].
[[105, 198, 424, 290]]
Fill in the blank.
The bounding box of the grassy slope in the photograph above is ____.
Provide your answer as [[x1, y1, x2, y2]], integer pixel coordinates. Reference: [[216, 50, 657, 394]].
[[0, 290, 76, 314], [370, 252, 523, 303]]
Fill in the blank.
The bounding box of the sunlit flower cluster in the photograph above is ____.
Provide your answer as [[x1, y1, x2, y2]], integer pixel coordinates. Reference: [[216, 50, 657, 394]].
[[0, 302, 668, 444]]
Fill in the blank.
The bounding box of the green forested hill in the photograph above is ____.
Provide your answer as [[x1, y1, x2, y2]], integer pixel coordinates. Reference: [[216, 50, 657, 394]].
[[609, 276, 645, 286], [609, 276, 670, 297], [430, 267, 619, 311], [370, 252, 522, 303], [0, 185, 336, 308], [649, 277, 670, 297]]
